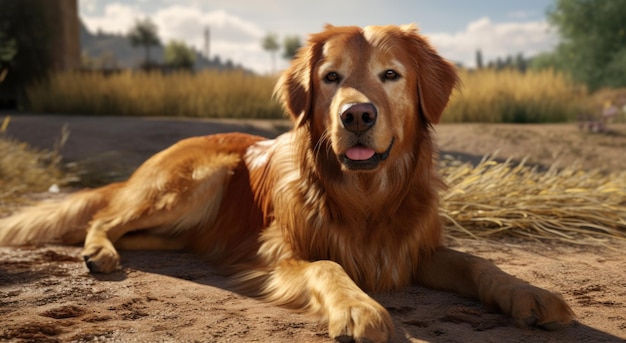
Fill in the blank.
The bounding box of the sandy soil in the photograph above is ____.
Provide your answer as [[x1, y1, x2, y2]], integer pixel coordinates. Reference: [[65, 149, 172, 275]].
[[1, 115, 625, 343], [436, 123, 626, 172]]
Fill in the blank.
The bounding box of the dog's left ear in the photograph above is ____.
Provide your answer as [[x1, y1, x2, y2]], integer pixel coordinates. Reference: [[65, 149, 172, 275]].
[[274, 37, 319, 127], [401, 24, 459, 124]]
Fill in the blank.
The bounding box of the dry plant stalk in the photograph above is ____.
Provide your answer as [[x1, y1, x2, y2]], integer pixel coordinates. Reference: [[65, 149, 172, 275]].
[[0, 123, 71, 214], [26, 70, 282, 119], [443, 68, 587, 123], [440, 154, 626, 245], [27, 69, 589, 123]]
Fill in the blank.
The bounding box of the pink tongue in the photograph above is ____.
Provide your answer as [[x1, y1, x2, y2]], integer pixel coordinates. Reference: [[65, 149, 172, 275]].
[[345, 146, 375, 161]]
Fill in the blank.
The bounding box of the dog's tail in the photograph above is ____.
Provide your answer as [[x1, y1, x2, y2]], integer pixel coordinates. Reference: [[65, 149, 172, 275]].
[[0, 183, 121, 246]]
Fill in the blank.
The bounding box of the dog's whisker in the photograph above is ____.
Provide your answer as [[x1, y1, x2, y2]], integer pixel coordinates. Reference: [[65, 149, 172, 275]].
[[313, 129, 333, 161]]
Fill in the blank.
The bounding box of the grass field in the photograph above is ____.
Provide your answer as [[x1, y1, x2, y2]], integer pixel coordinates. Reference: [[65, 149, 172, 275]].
[[26, 68, 590, 123], [443, 68, 587, 123], [27, 70, 282, 119]]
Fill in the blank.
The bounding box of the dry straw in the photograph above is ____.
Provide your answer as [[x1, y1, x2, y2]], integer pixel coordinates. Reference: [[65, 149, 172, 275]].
[[27, 70, 282, 118], [0, 118, 72, 214], [439, 154, 626, 246], [27, 69, 588, 123], [443, 68, 587, 123], [0, 137, 65, 213]]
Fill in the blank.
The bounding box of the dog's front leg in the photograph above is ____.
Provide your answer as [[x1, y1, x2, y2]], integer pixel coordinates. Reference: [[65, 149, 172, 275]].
[[415, 247, 574, 329], [267, 259, 393, 343], [82, 217, 131, 273]]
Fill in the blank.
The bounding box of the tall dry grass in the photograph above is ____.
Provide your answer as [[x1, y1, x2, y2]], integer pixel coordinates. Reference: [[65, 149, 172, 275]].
[[27, 70, 282, 118], [27, 68, 588, 123], [0, 120, 72, 214], [443, 68, 587, 123]]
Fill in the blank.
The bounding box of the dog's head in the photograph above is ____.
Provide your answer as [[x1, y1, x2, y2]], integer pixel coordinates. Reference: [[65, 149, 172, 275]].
[[275, 24, 458, 173]]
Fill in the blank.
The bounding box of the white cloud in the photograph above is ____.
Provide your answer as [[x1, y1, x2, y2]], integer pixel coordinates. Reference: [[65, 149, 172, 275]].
[[82, 3, 142, 35], [426, 17, 558, 68], [81, 0, 99, 14], [82, 4, 558, 74], [506, 10, 539, 20], [152, 7, 263, 43], [82, 3, 276, 73], [149, 6, 272, 72]]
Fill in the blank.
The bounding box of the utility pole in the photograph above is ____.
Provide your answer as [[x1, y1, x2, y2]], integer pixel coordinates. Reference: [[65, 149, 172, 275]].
[[204, 26, 210, 60]]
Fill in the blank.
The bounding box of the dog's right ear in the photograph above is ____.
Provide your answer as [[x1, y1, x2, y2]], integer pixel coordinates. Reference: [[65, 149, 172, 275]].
[[274, 35, 320, 127]]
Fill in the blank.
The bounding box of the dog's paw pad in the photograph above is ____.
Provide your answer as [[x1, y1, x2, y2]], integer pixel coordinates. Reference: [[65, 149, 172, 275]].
[[81, 245, 119, 273]]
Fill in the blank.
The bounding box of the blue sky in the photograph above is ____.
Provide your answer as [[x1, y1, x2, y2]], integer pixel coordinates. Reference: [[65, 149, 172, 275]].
[[79, 0, 559, 73]]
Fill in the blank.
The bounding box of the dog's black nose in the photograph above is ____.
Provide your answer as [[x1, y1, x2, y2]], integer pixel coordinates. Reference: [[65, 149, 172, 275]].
[[339, 103, 377, 134]]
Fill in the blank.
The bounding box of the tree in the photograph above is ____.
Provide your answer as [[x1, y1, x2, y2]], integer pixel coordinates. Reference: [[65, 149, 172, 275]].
[[262, 33, 280, 73], [483, 53, 532, 72], [282, 35, 302, 60], [128, 18, 160, 67], [530, 51, 565, 71], [514, 53, 527, 73], [0, 29, 17, 82], [548, 0, 626, 90], [475, 49, 483, 69], [165, 40, 195, 70], [0, 0, 52, 108]]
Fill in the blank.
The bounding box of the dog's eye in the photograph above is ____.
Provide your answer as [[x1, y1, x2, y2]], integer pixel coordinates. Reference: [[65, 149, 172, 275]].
[[324, 72, 340, 83], [382, 70, 400, 81]]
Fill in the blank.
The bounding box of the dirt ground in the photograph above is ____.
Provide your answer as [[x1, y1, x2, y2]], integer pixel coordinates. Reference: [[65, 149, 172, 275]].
[[1, 115, 625, 343]]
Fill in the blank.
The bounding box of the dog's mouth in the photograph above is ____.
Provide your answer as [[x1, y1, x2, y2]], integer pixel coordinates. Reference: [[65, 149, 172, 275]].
[[340, 138, 395, 171]]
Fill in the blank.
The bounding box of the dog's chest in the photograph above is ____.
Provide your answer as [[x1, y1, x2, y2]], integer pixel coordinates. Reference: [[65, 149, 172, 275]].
[[304, 218, 423, 291]]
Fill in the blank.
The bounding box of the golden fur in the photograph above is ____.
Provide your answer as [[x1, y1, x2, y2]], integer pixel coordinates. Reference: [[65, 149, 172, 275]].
[[0, 24, 573, 342]]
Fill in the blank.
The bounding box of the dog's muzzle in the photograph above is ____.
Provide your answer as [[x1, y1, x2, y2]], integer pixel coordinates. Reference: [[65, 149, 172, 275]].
[[340, 138, 395, 171]]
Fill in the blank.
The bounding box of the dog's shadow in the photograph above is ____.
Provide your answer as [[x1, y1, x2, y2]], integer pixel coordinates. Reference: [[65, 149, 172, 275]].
[[110, 249, 622, 343]]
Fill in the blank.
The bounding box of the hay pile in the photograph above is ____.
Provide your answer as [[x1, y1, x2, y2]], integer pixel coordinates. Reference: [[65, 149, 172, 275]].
[[440, 154, 626, 245], [0, 118, 71, 214]]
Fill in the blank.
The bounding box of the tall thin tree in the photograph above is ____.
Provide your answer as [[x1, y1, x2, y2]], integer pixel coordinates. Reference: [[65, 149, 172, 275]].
[[262, 33, 280, 74], [128, 18, 160, 67], [282, 35, 302, 60], [475, 49, 483, 70]]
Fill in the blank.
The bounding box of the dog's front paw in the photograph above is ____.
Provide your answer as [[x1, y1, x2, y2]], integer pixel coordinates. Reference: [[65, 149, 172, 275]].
[[81, 242, 120, 273], [328, 298, 393, 343], [503, 284, 574, 330]]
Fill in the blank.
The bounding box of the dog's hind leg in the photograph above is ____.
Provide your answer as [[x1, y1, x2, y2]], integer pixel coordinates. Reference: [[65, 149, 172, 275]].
[[81, 151, 241, 273]]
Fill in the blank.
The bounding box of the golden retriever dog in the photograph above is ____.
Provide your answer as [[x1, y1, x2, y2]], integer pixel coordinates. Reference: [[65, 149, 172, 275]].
[[0, 24, 572, 342]]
